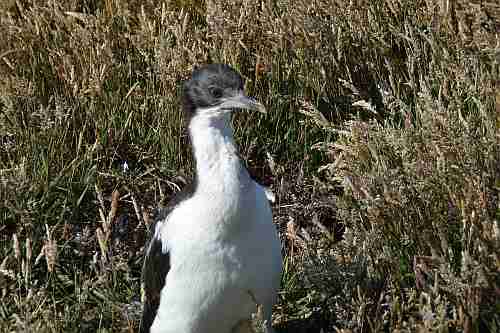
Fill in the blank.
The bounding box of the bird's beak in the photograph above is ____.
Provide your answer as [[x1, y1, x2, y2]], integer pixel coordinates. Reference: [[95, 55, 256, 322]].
[[219, 93, 267, 114]]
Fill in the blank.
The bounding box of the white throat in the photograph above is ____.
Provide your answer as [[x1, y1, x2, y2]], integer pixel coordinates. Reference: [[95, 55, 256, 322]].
[[188, 111, 249, 192]]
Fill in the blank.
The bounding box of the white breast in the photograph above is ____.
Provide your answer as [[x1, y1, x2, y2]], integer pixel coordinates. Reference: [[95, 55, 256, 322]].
[[151, 111, 281, 333], [152, 180, 281, 333]]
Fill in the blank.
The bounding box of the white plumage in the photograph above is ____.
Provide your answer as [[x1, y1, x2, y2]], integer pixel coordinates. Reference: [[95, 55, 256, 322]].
[[140, 64, 282, 333]]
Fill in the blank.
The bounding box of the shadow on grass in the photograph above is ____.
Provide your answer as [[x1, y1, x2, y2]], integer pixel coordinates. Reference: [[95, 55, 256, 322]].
[[276, 313, 333, 333]]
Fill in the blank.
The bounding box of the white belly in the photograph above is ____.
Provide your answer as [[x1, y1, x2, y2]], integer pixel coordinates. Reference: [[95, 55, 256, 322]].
[[152, 184, 282, 333]]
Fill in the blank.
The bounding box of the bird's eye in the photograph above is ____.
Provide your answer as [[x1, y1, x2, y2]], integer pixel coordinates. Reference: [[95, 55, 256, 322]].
[[209, 87, 223, 99]]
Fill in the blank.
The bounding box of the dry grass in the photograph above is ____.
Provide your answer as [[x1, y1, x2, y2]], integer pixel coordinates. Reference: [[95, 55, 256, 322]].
[[1, 0, 499, 332]]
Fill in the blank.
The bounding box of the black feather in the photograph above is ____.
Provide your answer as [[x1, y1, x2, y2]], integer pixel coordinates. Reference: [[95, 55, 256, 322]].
[[139, 183, 196, 333], [183, 63, 244, 118], [140, 230, 169, 333]]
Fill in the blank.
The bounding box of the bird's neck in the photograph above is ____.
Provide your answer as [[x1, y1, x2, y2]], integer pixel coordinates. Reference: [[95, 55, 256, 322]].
[[188, 114, 249, 192]]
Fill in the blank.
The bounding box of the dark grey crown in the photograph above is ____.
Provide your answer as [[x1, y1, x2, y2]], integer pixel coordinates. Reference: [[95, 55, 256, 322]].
[[183, 64, 244, 115]]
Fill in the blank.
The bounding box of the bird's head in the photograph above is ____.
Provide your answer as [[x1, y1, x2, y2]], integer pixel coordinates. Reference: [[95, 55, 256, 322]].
[[183, 64, 266, 120]]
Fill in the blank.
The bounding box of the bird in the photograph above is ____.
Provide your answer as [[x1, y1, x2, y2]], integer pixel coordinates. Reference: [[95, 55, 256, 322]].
[[140, 64, 283, 333]]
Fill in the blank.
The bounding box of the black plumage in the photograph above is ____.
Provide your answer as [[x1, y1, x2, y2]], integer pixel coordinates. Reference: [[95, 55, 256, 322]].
[[182, 64, 245, 116], [140, 183, 195, 333]]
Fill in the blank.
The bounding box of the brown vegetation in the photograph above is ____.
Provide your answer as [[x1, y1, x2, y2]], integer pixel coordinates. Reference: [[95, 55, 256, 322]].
[[1, 0, 499, 332]]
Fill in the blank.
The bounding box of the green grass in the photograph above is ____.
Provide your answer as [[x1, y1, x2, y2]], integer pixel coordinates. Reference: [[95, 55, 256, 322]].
[[1, 0, 499, 332]]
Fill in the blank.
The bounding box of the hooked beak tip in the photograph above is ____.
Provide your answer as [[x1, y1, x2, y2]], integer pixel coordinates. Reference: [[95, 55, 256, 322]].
[[219, 94, 267, 114]]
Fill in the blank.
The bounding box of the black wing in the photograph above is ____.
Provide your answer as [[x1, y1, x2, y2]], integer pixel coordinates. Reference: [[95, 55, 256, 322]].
[[139, 211, 170, 333], [139, 182, 196, 333]]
